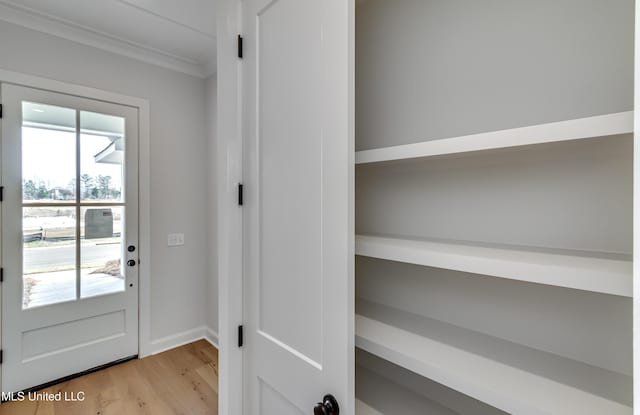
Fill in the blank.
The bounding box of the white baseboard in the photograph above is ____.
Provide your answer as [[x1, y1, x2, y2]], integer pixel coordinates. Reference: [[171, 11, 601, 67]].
[[150, 326, 219, 355], [150, 326, 206, 355], [205, 327, 219, 349]]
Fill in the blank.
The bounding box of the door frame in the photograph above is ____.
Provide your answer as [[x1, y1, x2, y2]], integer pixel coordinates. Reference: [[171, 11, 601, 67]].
[[216, 0, 244, 414], [634, 1, 640, 412], [0, 69, 152, 391]]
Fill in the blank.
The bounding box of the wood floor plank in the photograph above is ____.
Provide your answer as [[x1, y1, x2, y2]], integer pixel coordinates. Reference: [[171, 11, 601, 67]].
[[196, 363, 218, 394], [0, 341, 218, 415]]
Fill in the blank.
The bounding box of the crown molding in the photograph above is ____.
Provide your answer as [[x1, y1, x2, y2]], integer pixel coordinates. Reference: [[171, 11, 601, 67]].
[[116, 0, 216, 39], [0, 1, 211, 78]]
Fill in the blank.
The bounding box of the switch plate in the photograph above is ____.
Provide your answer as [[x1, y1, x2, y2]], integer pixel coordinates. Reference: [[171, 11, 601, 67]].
[[168, 233, 185, 247]]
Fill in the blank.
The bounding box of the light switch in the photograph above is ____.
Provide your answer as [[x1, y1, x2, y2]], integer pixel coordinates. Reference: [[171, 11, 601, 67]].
[[168, 233, 185, 247]]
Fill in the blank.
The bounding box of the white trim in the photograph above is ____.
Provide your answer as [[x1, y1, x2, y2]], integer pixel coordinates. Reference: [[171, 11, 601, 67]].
[[150, 326, 217, 355], [115, 0, 217, 39], [205, 327, 220, 349], [0, 67, 153, 359], [633, 1, 640, 413], [0, 1, 212, 78], [137, 101, 152, 358], [150, 326, 219, 355], [356, 111, 634, 164], [0, 69, 148, 108], [216, 0, 243, 414], [0, 82, 4, 393]]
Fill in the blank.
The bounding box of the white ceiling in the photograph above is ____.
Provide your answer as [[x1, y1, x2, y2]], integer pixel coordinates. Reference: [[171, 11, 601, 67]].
[[0, 0, 217, 77]]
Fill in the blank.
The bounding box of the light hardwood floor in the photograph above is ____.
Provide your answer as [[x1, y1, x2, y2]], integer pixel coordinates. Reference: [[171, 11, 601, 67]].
[[0, 340, 218, 415]]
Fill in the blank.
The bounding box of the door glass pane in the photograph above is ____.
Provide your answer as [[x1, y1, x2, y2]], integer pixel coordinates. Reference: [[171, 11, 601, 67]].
[[80, 207, 125, 298], [80, 111, 125, 203], [22, 102, 76, 203], [23, 207, 77, 309], [20, 105, 129, 306]]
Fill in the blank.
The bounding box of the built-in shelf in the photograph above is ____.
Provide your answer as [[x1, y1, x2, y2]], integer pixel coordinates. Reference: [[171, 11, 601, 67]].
[[355, 234, 632, 297], [355, 111, 634, 164], [357, 351, 501, 415], [355, 300, 632, 415], [356, 399, 385, 415]]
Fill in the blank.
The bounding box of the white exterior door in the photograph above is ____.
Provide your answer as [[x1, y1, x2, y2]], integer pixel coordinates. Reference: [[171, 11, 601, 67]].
[[1, 84, 139, 393], [242, 0, 354, 414]]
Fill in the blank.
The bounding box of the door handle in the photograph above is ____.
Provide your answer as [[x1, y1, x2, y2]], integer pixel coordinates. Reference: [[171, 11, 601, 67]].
[[313, 394, 339, 415], [127, 259, 136, 267]]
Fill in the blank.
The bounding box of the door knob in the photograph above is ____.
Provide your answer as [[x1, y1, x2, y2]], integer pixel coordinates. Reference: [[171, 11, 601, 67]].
[[313, 394, 339, 415], [127, 259, 136, 267]]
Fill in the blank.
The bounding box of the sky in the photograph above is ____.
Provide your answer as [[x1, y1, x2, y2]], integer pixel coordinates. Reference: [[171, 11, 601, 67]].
[[22, 127, 123, 192]]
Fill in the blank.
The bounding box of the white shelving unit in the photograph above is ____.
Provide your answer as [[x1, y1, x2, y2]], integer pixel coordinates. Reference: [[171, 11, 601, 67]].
[[356, 234, 632, 297], [356, 111, 634, 164], [355, 300, 632, 415], [354, 0, 634, 413]]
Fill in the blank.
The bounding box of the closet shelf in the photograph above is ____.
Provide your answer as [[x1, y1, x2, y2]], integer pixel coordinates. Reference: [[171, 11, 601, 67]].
[[355, 234, 632, 297], [355, 300, 632, 415], [355, 111, 633, 164], [356, 399, 385, 415]]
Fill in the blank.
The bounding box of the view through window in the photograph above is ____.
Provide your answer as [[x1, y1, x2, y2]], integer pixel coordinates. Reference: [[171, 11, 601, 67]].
[[22, 102, 127, 308]]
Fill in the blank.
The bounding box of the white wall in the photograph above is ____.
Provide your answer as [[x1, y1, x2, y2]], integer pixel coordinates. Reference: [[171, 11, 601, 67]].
[[0, 21, 216, 350]]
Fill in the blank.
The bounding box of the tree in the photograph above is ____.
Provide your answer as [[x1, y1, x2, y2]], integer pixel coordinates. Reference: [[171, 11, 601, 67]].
[[23, 180, 37, 200], [97, 175, 112, 199], [36, 183, 48, 199], [80, 174, 93, 199]]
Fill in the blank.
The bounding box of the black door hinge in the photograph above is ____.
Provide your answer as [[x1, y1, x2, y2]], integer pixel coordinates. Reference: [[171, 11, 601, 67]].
[[0, 268, 4, 283], [0, 186, 4, 202], [238, 325, 244, 348], [0, 104, 3, 119], [238, 183, 244, 206], [238, 35, 243, 59], [0, 350, 4, 364]]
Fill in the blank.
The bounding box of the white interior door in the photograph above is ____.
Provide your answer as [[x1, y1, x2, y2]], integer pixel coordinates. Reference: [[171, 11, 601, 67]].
[[243, 0, 354, 414], [1, 84, 139, 393]]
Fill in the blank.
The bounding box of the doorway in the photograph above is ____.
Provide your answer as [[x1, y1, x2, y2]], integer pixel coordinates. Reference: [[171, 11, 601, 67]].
[[1, 84, 139, 393]]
